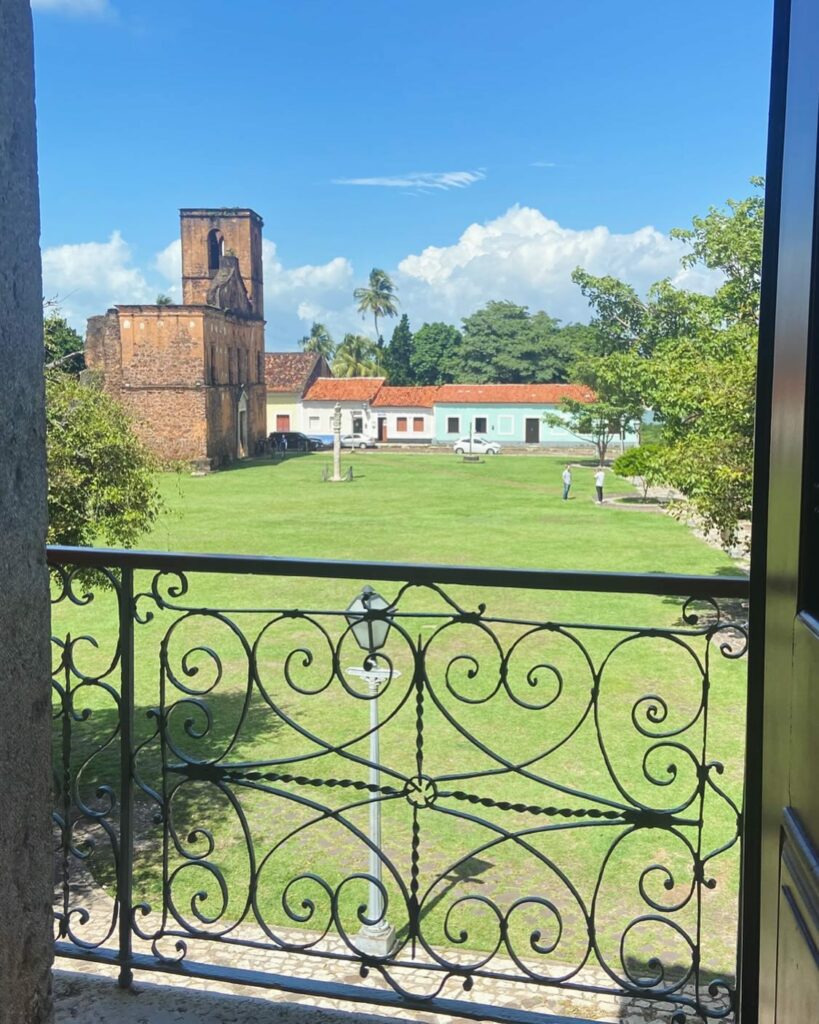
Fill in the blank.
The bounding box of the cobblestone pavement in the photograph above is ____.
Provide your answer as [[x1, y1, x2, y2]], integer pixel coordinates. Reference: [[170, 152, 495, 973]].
[[53, 896, 689, 1024]]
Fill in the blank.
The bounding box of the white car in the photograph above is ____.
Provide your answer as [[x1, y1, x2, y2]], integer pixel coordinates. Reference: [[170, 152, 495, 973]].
[[340, 433, 377, 449], [453, 436, 501, 455]]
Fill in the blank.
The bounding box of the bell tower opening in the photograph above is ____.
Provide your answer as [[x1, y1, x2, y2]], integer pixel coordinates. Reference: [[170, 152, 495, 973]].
[[207, 229, 224, 273]]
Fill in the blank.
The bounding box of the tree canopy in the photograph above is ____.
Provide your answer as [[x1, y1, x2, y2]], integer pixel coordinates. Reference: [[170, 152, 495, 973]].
[[567, 179, 763, 544], [383, 314, 413, 385], [353, 268, 399, 343], [459, 301, 571, 383], [410, 322, 462, 385], [332, 333, 380, 377], [299, 322, 335, 361], [44, 311, 85, 373], [46, 371, 163, 547]]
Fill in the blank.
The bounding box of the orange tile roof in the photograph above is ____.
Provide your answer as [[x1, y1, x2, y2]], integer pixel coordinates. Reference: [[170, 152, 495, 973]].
[[372, 386, 439, 409], [435, 384, 595, 404], [264, 352, 330, 392], [303, 377, 385, 402]]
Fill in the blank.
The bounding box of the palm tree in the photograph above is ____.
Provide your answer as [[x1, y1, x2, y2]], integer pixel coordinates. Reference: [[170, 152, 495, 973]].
[[353, 268, 399, 343], [299, 322, 335, 361], [332, 334, 380, 377]]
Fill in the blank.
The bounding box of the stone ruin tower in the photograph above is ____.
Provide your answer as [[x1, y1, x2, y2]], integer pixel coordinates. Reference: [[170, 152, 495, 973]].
[[85, 208, 267, 468]]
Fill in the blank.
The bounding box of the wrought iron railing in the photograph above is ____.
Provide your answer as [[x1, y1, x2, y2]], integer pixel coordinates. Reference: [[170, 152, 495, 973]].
[[49, 546, 749, 1024]]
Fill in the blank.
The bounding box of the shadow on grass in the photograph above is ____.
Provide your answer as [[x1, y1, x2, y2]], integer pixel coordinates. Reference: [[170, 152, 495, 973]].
[[53, 684, 738, 1013]]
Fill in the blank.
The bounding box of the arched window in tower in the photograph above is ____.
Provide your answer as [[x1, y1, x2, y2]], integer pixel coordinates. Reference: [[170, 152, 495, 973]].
[[207, 229, 224, 272]]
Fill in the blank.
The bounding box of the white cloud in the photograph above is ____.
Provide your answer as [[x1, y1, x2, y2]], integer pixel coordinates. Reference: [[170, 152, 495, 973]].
[[154, 238, 181, 282], [32, 0, 111, 15], [42, 206, 722, 348], [531, 161, 558, 168], [42, 231, 153, 326], [262, 239, 355, 341], [395, 205, 722, 326], [333, 170, 485, 191]]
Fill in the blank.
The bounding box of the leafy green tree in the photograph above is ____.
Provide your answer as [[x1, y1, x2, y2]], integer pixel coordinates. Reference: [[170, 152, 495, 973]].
[[332, 333, 380, 377], [410, 322, 462, 385], [383, 314, 413, 385], [299, 321, 335, 361], [670, 176, 764, 325], [569, 179, 763, 543], [44, 310, 85, 373], [46, 372, 163, 546], [613, 444, 662, 501], [557, 322, 599, 368], [156, 293, 173, 306], [459, 301, 569, 383], [647, 324, 756, 543], [353, 268, 399, 343]]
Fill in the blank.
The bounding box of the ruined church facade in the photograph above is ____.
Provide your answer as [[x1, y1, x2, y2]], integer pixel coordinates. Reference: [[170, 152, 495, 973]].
[[85, 208, 267, 467]]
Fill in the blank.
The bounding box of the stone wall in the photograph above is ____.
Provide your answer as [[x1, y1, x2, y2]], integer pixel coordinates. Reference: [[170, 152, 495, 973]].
[[116, 307, 206, 387], [123, 386, 209, 463], [0, 1, 54, 1020]]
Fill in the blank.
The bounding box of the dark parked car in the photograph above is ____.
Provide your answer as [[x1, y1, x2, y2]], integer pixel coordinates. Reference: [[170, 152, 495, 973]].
[[268, 431, 324, 452]]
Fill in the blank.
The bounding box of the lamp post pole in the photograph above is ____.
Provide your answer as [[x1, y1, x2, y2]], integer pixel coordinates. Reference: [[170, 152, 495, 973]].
[[345, 665, 399, 956], [344, 585, 397, 958]]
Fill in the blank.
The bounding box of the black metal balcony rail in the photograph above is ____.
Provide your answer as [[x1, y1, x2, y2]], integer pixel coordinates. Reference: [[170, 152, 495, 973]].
[[48, 545, 749, 1024]]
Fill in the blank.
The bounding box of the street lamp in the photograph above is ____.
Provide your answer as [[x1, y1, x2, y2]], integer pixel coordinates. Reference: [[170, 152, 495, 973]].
[[345, 586, 397, 957]]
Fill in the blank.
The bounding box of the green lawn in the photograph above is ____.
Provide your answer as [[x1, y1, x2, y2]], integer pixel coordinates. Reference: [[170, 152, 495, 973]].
[[53, 453, 747, 996]]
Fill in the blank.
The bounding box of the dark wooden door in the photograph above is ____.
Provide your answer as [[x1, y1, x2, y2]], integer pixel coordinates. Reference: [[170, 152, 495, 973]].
[[378, 417, 387, 441], [748, 1, 819, 1019], [524, 418, 539, 443]]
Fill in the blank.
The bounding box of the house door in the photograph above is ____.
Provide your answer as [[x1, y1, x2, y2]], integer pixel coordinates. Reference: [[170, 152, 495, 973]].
[[524, 418, 540, 443], [748, 1, 819, 1020], [378, 417, 387, 441], [276, 413, 290, 431]]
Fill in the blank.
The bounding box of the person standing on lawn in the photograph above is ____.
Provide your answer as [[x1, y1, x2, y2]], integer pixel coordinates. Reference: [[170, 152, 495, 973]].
[[595, 467, 605, 504], [562, 465, 572, 500]]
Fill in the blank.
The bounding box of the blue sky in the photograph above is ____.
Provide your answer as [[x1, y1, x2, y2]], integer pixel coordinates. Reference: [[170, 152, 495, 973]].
[[32, 0, 774, 347]]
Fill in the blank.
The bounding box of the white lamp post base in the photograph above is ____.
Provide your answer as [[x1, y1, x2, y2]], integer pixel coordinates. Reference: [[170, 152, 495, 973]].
[[355, 920, 397, 958]]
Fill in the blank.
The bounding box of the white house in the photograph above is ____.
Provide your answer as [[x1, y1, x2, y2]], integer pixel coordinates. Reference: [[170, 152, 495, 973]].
[[371, 386, 438, 443], [300, 377, 385, 437]]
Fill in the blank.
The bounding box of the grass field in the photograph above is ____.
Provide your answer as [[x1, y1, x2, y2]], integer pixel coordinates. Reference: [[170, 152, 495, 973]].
[[53, 452, 748, 992]]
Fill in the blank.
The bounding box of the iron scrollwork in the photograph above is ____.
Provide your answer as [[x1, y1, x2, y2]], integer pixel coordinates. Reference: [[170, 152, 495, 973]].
[[52, 559, 747, 1023]]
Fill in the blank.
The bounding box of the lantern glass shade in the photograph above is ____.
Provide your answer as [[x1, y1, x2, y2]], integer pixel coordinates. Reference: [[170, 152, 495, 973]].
[[345, 586, 391, 653]]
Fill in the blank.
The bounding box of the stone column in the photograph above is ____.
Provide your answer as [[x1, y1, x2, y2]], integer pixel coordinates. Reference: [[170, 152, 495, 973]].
[[0, 2, 54, 1022]]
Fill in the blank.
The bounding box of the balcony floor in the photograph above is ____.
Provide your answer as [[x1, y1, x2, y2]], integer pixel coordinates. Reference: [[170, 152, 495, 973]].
[[54, 958, 662, 1024]]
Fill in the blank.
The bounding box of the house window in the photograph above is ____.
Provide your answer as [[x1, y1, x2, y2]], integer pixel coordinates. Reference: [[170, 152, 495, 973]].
[[474, 416, 487, 433], [413, 416, 424, 432], [447, 416, 460, 434], [352, 413, 363, 433], [497, 415, 514, 435], [396, 416, 408, 432], [308, 416, 320, 430]]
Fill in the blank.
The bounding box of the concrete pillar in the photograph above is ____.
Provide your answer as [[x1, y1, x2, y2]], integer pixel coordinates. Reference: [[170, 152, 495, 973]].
[[0, 2, 54, 1022]]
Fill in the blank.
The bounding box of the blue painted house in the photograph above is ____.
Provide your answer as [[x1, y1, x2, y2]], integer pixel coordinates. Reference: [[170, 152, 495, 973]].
[[433, 383, 639, 447]]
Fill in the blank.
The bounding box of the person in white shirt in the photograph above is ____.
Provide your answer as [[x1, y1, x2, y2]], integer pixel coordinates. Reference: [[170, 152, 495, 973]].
[[562, 465, 572, 500], [595, 468, 605, 504]]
